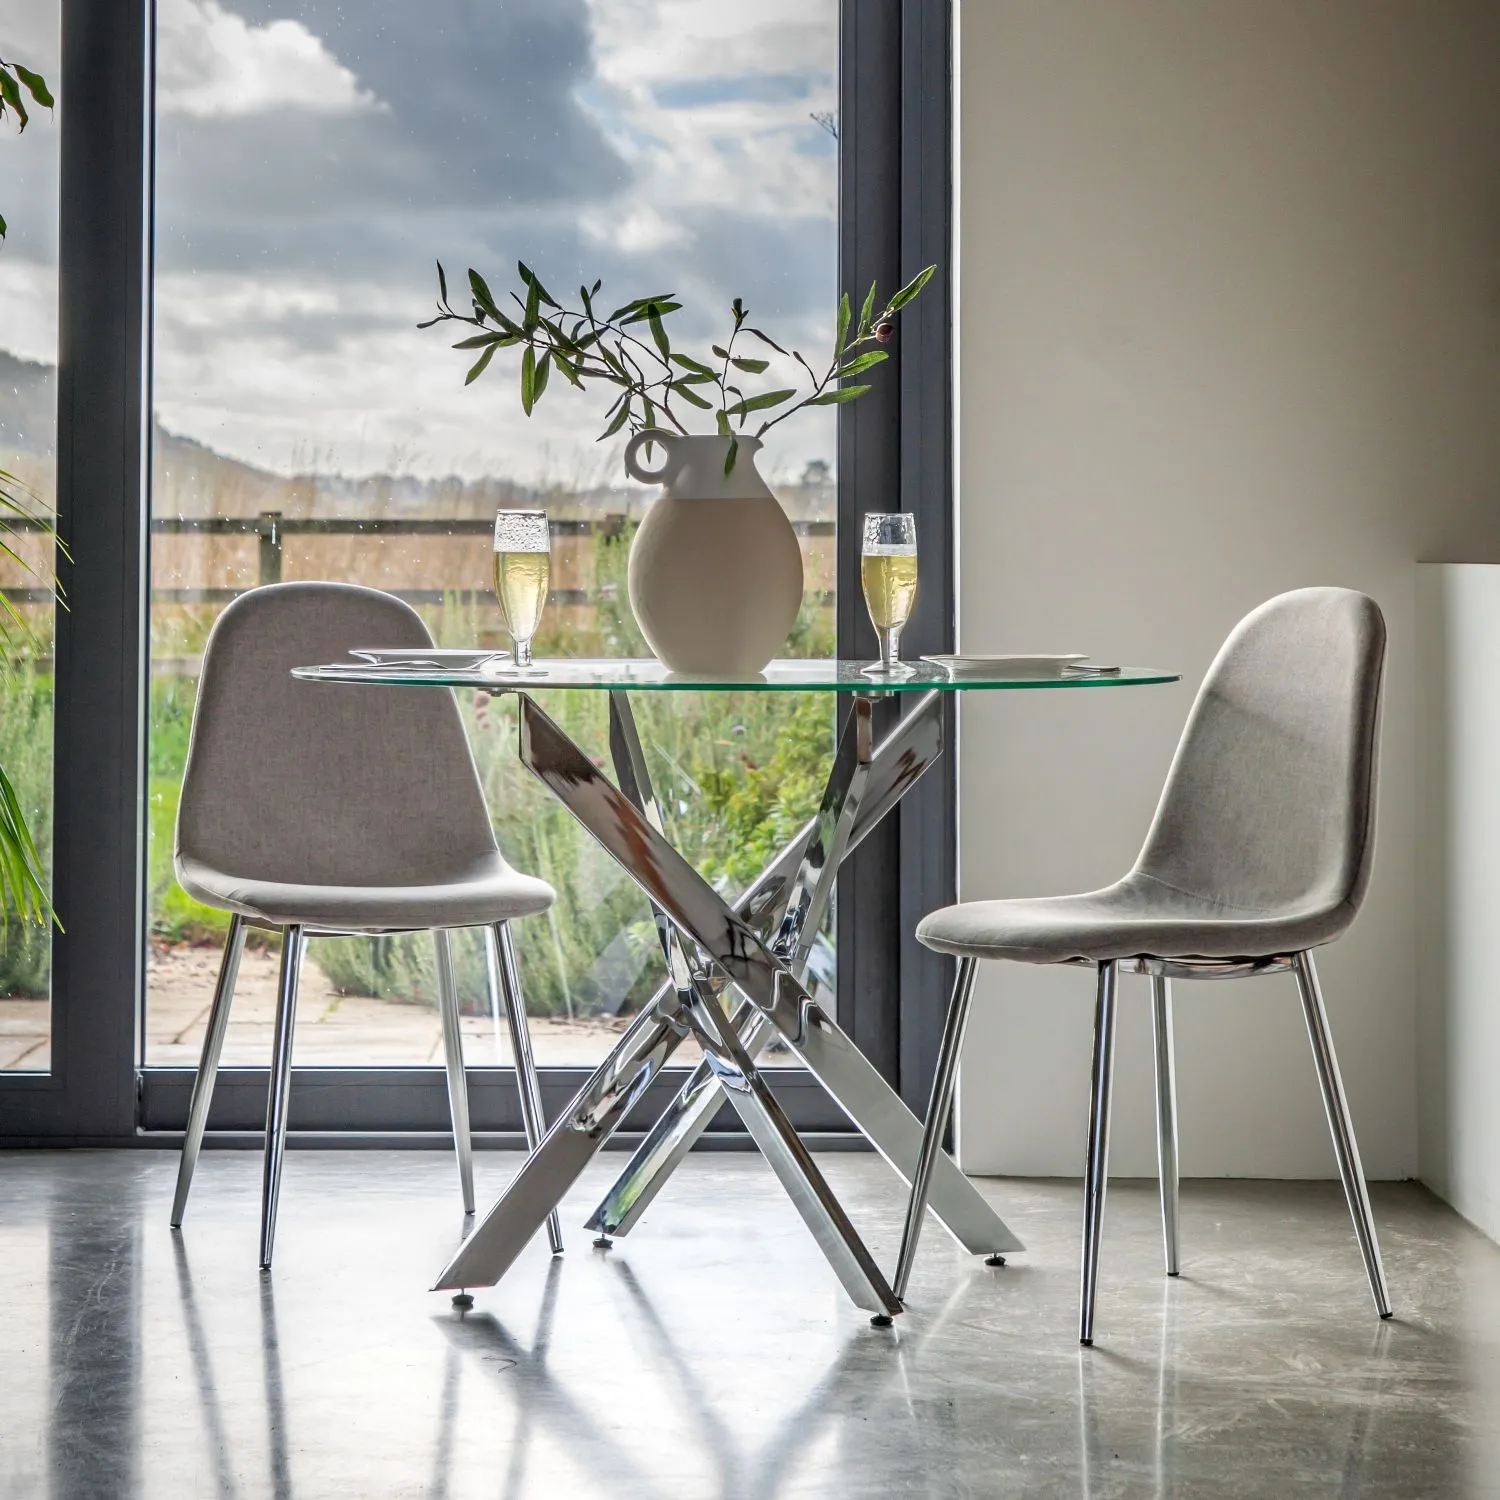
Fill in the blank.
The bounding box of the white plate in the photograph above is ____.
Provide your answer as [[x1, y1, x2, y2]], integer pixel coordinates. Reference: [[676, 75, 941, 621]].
[[351, 647, 510, 671], [921, 653, 1089, 677]]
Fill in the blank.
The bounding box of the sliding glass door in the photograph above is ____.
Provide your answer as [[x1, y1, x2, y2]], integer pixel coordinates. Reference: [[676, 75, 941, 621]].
[[145, 0, 840, 1082], [0, 0, 952, 1141]]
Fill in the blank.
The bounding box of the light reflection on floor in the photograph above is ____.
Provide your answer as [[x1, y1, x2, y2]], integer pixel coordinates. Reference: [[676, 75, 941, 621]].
[[1, 1150, 1496, 1498]]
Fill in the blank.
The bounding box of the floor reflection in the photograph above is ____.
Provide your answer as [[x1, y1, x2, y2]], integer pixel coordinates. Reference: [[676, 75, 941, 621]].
[[1, 1154, 1489, 1498]]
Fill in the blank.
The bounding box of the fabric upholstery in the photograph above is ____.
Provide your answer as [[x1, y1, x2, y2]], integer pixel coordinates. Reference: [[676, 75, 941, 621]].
[[175, 582, 554, 929], [918, 588, 1385, 964]]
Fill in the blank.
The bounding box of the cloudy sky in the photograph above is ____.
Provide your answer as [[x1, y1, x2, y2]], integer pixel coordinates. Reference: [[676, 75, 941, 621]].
[[0, 0, 838, 487]]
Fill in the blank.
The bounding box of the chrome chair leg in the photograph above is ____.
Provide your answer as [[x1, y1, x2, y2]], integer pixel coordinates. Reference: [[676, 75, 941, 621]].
[[1149, 974, 1180, 1277], [493, 922, 563, 1255], [434, 929, 476, 1216], [1291, 951, 1392, 1319], [171, 913, 246, 1227], [259, 925, 304, 1270], [1080, 960, 1120, 1345], [893, 957, 979, 1303]]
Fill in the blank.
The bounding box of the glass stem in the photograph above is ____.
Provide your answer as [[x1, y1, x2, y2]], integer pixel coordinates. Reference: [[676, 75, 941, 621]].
[[514, 637, 534, 668], [878, 625, 903, 668]]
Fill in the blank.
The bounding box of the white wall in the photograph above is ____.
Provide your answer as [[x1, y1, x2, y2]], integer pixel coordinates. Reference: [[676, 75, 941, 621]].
[[955, 1, 1500, 1179], [1416, 566, 1500, 1239]]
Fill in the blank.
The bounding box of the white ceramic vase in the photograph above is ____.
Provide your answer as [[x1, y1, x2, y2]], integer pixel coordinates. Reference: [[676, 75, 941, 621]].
[[624, 431, 804, 676]]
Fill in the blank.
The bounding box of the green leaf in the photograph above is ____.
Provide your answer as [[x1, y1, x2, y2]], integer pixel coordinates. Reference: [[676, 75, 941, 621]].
[[711, 345, 731, 360], [805, 383, 872, 406], [730, 356, 769, 374], [436, 260, 449, 307], [856, 279, 879, 340], [468, 268, 502, 321], [670, 352, 717, 377], [452, 332, 505, 349], [731, 296, 746, 322], [888, 264, 936, 312], [0, 758, 52, 927], [670, 380, 713, 409], [643, 397, 657, 430], [579, 283, 594, 316], [838, 350, 889, 377], [523, 279, 540, 333], [13, 65, 54, 110], [533, 350, 551, 403], [0, 211, 7, 240], [835, 292, 851, 361], [608, 294, 675, 321], [517, 260, 559, 308], [521, 345, 537, 414], [620, 300, 682, 326], [746, 327, 788, 355], [600, 400, 632, 439], [716, 409, 733, 437], [465, 343, 499, 385], [554, 353, 584, 387], [724, 437, 739, 475], [725, 389, 797, 418], [647, 306, 671, 361], [0, 70, 27, 130]]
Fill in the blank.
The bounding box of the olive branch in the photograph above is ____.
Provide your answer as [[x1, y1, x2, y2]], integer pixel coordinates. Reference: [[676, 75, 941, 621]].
[[420, 261, 935, 474], [0, 55, 56, 240]]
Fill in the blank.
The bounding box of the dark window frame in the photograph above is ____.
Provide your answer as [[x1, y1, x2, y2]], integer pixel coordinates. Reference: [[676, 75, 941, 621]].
[[0, 0, 954, 1142]]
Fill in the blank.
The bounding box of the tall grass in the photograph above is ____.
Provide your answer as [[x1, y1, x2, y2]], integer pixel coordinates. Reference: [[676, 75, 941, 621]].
[[143, 528, 839, 1018]]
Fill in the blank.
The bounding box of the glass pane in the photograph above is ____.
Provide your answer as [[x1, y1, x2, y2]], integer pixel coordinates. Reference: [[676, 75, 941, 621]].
[[0, 2, 59, 1071], [147, 0, 837, 1068]]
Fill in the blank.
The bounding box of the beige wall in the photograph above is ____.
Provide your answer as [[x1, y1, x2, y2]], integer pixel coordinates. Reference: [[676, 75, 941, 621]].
[[955, 1, 1500, 1179]]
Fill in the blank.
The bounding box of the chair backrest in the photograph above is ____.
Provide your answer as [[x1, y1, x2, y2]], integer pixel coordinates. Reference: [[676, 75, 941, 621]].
[[176, 582, 499, 889], [1133, 587, 1385, 930]]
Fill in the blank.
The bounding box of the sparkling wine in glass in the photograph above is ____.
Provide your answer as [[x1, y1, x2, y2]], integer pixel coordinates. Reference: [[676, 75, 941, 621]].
[[492, 509, 551, 668], [860, 512, 918, 674]]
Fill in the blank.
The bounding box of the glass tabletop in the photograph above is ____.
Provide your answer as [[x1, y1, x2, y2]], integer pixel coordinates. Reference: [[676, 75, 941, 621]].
[[292, 656, 1180, 692]]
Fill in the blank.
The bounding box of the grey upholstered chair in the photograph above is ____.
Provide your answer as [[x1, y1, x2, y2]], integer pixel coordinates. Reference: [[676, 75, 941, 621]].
[[894, 587, 1392, 1343], [169, 581, 560, 1269]]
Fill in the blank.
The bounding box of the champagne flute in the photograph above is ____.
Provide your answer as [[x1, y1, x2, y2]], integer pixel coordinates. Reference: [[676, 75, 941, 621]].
[[492, 509, 551, 668], [860, 512, 918, 675]]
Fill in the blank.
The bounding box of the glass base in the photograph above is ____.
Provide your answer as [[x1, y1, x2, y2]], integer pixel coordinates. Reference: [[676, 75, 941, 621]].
[[860, 659, 917, 680]]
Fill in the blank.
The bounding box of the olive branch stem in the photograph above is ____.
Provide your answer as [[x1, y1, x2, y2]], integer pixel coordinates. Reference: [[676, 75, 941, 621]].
[[421, 261, 934, 471]]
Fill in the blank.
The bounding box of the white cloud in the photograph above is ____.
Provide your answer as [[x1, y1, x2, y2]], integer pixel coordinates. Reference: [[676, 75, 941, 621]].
[[156, 0, 384, 119]]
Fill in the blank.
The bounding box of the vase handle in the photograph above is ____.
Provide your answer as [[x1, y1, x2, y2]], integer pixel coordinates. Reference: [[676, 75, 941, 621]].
[[624, 429, 679, 485]]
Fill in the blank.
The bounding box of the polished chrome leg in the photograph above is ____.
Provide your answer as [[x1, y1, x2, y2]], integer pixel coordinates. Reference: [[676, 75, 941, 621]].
[[434, 1000, 688, 1290], [893, 957, 979, 1303], [259, 925, 304, 1270], [434, 929, 476, 1216], [494, 921, 563, 1255], [1292, 950, 1392, 1319], [1150, 974, 1180, 1277], [483, 916, 505, 1061], [589, 691, 947, 1243], [702, 1031, 901, 1319], [1080, 960, 1120, 1345], [437, 691, 1021, 1300], [171, 913, 246, 1227]]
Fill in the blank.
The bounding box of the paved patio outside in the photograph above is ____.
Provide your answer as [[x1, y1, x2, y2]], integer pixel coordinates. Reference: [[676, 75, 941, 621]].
[[2, 943, 726, 1072]]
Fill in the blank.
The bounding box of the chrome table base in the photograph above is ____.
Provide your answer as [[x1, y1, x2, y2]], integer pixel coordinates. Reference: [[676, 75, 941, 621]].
[[435, 689, 1022, 1313]]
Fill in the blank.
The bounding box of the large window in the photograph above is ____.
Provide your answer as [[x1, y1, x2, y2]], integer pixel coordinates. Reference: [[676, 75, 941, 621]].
[[0, 0, 59, 1072], [146, 1, 839, 1069]]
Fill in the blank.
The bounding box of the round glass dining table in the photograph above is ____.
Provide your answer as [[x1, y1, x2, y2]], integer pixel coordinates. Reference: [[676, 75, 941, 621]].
[[292, 653, 1179, 1318]]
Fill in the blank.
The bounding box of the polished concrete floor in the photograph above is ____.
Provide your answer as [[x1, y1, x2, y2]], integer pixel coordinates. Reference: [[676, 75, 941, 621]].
[[2, 1151, 1497, 1499]]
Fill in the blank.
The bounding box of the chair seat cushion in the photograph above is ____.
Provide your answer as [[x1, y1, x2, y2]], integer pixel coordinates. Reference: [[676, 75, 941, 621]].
[[915, 872, 1353, 965], [177, 853, 555, 932]]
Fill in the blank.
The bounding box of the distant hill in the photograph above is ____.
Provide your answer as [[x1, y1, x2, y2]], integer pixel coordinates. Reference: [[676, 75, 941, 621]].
[[0, 350, 54, 458], [0, 348, 834, 523]]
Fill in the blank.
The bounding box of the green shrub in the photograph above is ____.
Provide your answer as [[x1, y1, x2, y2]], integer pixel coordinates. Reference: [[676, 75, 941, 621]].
[[139, 526, 839, 1018], [0, 663, 53, 996]]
